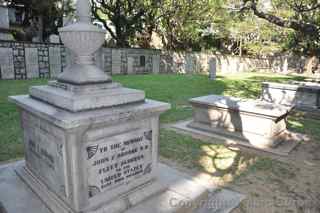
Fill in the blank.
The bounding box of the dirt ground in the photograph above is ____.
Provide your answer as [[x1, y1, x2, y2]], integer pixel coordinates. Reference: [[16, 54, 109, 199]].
[[230, 140, 320, 213], [160, 136, 320, 213]]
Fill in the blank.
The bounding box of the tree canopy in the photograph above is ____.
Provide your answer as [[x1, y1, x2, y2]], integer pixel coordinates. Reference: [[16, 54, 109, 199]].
[[4, 0, 74, 41], [4, 0, 320, 56]]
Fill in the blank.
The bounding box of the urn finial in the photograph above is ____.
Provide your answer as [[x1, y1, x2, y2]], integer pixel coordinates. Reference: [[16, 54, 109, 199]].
[[58, 0, 111, 85], [77, 0, 91, 23]]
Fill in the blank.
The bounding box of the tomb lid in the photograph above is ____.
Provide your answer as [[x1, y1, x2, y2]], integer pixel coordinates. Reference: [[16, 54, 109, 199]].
[[190, 95, 292, 117], [263, 81, 320, 91]]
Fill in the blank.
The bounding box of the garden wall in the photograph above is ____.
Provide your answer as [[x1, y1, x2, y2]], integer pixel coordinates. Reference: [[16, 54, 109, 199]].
[[0, 40, 315, 80]]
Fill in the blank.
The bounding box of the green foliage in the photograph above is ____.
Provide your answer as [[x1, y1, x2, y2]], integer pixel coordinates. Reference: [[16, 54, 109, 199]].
[[5, 0, 74, 41], [91, 0, 147, 47], [157, 0, 222, 50]]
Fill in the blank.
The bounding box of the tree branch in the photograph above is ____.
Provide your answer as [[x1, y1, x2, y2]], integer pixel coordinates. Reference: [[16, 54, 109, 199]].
[[243, 0, 320, 37]]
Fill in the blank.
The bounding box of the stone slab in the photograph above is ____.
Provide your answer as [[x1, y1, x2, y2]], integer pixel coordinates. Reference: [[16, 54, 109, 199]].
[[29, 85, 146, 112], [25, 48, 39, 79], [0, 48, 14, 79], [265, 81, 320, 91], [0, 163, 51, 213], [112, 49, 122, 74], [0, 7, 9, 29], [9, 95, 170, 129], [261, 82, 320, 110], [0, 161, 245, 213], [190, 95, 293, 148], [49, 47, 62, 78], [127, 57, 134, 74], [190, 95, 292, 118], [168, 120, 305, 156], [48, 81, 122, 94], [152, 55, 160, 74]]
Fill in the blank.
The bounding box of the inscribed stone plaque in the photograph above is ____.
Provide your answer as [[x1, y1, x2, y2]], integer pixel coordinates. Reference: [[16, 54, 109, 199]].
[[22, 111, 67, 198], [209, 57, 217, 80], [111, 49, 122, 74], [25, 48, 39, 79], [127, 57, 134, 74], [0, 7, 9, 29], [0, 48, 14, 79], [49, 47, 62, 78], [152, 55, 160, 74], [85, 129, 153, 198]]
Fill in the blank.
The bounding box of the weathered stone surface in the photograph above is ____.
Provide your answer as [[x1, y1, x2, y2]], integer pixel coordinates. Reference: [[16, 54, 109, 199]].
[[0, 163, 52, 213], [9, 88, 170, 213], [0, 6, 9, 29], [25, 48, 39, 78], [209, 58, 216, 80], [261, 81, 320, 110], [152, 55, 160, 74], [112, 49, 122, 74], [22, 111, 66, 197], [0, 161, 245, 213], [127, 57, 134, 74], [0, 6, 13, 41], [29, 84, 146, 112], [169, 120, 304, 156], [48, 81, 121, 94], [10, 95, 169, 129], [189, 95, 292, 148], [0, 48, 14, 79], [49, 47, 62, 78], [49, 35, 60, 44]]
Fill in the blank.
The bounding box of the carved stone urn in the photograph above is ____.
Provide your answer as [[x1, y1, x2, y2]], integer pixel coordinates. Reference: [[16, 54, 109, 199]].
[[58, 0, 111, 84]]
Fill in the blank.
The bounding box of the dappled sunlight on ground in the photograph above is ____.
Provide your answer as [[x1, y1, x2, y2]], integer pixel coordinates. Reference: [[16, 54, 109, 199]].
[[159, 129, 260, 186], [159, 123, 320, 212]]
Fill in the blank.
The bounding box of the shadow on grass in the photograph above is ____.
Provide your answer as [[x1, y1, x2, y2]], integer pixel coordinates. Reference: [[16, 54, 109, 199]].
[[159, 129, 296, 186]]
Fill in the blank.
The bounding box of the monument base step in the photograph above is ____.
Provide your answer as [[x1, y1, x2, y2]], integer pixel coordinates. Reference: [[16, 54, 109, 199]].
[[0, 161, 245, 213], [168, 120, 307, 156]]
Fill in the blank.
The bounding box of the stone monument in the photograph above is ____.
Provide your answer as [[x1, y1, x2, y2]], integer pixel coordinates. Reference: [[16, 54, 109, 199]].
[[9, 0, 173, 212], [0, 1, 13, 40], [209, 57, 216, 80]]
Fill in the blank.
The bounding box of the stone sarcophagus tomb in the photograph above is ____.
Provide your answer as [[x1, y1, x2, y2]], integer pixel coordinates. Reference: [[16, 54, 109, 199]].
[[188, 95, 292, 149], [261, 81, 320, 110], [9, 0, 170, 212]]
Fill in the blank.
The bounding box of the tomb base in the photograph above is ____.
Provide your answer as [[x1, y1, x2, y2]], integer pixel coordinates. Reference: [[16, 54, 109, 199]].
[[16, 163, 167, 213], [0, 161, 245, 213], [188, 95, 293, 149]]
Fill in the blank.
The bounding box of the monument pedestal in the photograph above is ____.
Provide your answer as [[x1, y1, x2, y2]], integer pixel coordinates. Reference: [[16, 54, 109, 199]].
[[10, 81, 171, 213]]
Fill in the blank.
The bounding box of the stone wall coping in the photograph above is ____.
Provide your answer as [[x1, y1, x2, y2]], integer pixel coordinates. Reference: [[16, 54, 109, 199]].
[[0, 39, 62, 46], [190, 95, 292, 118]]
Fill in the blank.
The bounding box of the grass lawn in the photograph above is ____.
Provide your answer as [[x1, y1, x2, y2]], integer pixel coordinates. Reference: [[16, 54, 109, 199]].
[[1, 72, 320, 212], [0, 72, 319, 162]]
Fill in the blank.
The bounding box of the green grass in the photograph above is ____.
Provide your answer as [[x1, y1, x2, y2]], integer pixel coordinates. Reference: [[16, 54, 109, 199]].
[[0, 79, 48, 161], [159, 129, 297, 184], [159, 129, 256, 175], [0, 72, 312, 162]]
